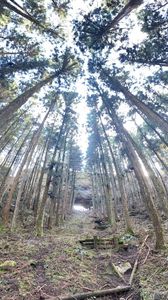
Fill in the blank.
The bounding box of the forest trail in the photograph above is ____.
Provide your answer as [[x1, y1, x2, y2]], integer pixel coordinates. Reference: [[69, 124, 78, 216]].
[[0, 211, 168, 300]]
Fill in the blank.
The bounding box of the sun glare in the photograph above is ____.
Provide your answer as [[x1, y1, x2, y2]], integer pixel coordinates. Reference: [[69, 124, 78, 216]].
[[73, 204, 88, 212], [75, 80, 89, 154]]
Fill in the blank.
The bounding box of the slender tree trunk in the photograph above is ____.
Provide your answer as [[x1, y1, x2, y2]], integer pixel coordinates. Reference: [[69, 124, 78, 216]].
[[69, 170, 76, 212], [0, 128, 32, 203], [124, 127, 168, 216], [62, 167, 70, 218], [0, 110, 24, 141], [10, 102, 55, 231], [94, 120, 116, 226], [149, 156, 168, 199], [96, 165, 107, 216], [91, 175, 96, 210], [97, 149, 116, 226], [103, 0, 143, 34], [95, 168, 105, 216], [101, 72, 168, 134], [98, 111, 133, 231], [0, 105, 32, 135], [1, 0, 43, 25], [109, 110, 164, 249], [138, 126, 168, 172], [1, 0, 60, 38], [0, 124, 28, 168], [24, 144, 45, 210], [133, 114, 168, 153], [0, 73, 57, 128], [2, 132, 37, 226], [35, 114, 67, 236], [55, 134, 68, 227], [33, 139, 50, 218]]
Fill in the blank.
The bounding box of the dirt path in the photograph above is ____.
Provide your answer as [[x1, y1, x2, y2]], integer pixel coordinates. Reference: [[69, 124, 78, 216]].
[[0, 211, 168, 299]]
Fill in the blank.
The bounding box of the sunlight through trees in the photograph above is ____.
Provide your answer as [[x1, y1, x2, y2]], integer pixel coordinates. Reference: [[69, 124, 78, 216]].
[[0, 0, 168, 251]]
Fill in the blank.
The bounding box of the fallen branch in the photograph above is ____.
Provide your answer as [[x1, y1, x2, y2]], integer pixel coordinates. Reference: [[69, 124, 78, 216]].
[[129, 235, 149, 285], [59, 285, 130, 300], [111, 262, 127, 284], [142, 242, 150, 265]]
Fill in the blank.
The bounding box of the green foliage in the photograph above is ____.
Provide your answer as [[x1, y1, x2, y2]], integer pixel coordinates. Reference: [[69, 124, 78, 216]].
[[0, 260, 17, 270], [120, 2, 168, 66], [0, 224, 6, 233], [118, 233, 135, 244], [0, 14, 10, 26]]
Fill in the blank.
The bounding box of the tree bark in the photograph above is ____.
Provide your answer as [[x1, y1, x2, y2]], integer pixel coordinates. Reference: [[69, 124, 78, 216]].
[[10, 101, 55, 231], [102, 0, 143, 35], [35, 113, 67, 236], [33, 139, 50, 218], [1, 0, 60, 38], [101, 72, 168, 134], [109, 109, 164, 249], [124, 127, 168, 216], [98, 111, 133, 232], [0, 73, 57, 129], [0, 128, 32, 203]]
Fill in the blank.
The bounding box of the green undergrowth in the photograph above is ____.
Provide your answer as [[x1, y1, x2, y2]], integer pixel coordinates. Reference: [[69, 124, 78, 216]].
[[0, 224, 6, 233], [118, 232, 137, 244]]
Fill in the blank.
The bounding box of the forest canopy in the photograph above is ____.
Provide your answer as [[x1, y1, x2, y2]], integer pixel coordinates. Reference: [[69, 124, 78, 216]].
[[0, 0, 168, 252]]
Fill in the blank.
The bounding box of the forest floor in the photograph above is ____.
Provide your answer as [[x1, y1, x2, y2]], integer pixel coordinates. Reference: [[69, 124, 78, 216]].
[[0, 211, 168, 300]]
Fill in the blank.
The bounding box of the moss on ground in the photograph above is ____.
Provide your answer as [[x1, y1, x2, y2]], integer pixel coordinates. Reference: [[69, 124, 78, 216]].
[[0, 212, 168, 299]]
